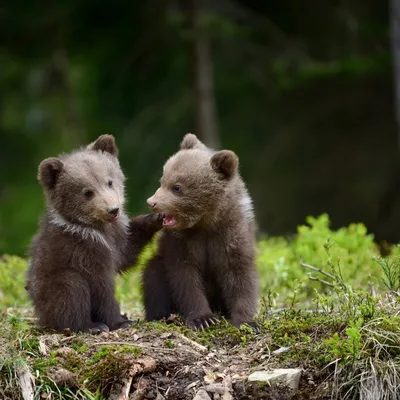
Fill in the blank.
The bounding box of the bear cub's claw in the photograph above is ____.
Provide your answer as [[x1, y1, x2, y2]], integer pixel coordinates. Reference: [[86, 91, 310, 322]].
[[242, 321, 262, 333], [150, 212, 164, 231], [84, 323, 110, 335], [118, 319, 138, 330], [187, 314, 220, 331], [136, 213, 164, 233]]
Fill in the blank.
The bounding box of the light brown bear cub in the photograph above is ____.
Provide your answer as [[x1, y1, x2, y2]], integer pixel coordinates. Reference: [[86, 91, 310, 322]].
[[143, 133, 259, 330], [27, 135, 162, 334]]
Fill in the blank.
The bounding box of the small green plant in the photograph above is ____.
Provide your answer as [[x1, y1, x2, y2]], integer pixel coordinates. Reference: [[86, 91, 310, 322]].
[[373, 251, 400, 292]]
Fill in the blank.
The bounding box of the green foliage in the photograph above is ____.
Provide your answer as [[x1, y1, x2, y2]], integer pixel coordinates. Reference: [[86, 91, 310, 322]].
[[0, 256, 30, 309], [257, 214, 381, 306]]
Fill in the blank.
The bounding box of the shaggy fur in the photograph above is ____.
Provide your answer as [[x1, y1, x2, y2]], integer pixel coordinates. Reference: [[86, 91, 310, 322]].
[[143, 134, 259, 330], [27, 135, 162, 334]]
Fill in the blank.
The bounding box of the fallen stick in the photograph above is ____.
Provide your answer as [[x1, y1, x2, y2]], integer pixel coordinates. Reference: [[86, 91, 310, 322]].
[[18, 365, 34, 400], [175, 333, 208, 353]]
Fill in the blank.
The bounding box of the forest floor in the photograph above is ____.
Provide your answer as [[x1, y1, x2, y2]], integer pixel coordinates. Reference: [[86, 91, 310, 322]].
[[1, 307, 337, 400]]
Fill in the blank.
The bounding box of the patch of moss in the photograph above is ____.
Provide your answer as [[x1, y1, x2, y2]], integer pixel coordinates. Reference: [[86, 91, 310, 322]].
[[32, 351, 59, 373], [59, 349, 85, 373], [90, 344, 142, 364], [71, 340, 89, 353], [83, 344, 143, 393], [194, 319, 255, 348]]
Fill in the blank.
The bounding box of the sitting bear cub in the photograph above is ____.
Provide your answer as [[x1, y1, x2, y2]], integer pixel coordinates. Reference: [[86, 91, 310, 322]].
[[143, 133, 260, 330], [27, 135, 162, 333]]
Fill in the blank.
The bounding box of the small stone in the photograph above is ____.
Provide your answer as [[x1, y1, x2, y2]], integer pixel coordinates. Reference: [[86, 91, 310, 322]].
[[160, 332, 172, 339], [193, 389, 212, 400], [223, 375, 232, 391], [99, 331, 109, 339], [62, 328, 72, 337], [222, 392, 233, 400], [204, 370, 217, 384], [203, 384, 226, 394], [247, 368, 302, 390], [272, 346, 291, 355], [56, 347, 76, 357], [186, 381, 200, 391], [132, 334, 139, 341], [108, 331, 119, 340], [206, 352, 216, 360], [38, 340, 48, 356], [47, 367, 76, 386]]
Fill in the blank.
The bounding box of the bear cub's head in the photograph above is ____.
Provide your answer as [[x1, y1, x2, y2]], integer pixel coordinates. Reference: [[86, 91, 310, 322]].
[[38, 135, 126, 227], [147, 133, 239, 230]]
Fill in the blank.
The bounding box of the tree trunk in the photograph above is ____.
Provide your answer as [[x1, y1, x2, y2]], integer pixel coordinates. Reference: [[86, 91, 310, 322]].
[[391, 0, 400, 150], [375, 0, 400, 245], [189, 0, 220, 149]]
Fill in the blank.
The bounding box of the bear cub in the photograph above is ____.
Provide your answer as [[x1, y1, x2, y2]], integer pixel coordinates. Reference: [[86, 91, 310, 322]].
[[143, 133, 260, 330], [27, 135, 162, 334]]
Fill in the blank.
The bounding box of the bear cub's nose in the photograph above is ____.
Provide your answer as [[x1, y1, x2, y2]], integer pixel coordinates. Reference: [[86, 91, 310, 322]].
[[107, 206, 120, 216], [147, 199, 156, 209]]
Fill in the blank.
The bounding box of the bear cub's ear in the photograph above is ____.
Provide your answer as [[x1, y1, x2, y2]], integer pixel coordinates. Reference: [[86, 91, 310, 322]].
[[211, 150, 239, 180], [180, 133, 207, 151], [38, 158, 64, 190], [88, 134, 119, 157]]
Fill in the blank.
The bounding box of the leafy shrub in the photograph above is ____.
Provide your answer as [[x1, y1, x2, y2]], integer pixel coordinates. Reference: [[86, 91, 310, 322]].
[[256, 213, 382, 307]]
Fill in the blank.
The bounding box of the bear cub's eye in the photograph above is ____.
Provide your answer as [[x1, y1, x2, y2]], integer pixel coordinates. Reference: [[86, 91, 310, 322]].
[[108, 180, 113, 188], [84, 190, 94, 200], [172, 184, 182, 194]]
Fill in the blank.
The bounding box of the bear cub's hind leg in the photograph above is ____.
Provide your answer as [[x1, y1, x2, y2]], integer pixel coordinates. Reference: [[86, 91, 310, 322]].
[[35, 272, 105, 334]]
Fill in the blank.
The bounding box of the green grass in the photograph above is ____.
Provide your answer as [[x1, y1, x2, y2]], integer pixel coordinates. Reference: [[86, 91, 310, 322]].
[[2, 214, 400, 399]]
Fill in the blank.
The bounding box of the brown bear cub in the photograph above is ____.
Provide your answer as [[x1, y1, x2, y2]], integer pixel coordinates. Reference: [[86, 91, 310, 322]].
[[143, 133, 260, 330], [27, 135, 162, 334]]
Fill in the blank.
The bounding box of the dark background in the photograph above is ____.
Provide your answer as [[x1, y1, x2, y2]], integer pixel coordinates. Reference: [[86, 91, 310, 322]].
[[1, 0, 399, 256]]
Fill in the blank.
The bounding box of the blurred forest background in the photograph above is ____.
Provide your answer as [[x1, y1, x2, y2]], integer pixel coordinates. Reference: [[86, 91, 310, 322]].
[[0, 0, 399, 256]]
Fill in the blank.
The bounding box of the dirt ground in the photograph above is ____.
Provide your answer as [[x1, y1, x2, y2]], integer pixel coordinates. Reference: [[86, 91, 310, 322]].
[[19, 322, 333, 400]]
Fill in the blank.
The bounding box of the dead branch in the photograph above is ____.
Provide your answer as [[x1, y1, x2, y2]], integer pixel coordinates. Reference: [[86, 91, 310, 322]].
[[18, 365, 34, 400], [300, 260, 335, 281]]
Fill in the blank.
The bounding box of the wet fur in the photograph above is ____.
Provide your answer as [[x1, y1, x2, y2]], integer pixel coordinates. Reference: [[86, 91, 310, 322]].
[[143, 134, 259, 329], [27, 135, 161, 333]]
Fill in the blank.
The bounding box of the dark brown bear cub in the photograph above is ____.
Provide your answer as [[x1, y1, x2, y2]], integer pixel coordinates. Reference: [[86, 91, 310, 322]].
[[143, 134, 259, 330], [27, 135, 162, 334]]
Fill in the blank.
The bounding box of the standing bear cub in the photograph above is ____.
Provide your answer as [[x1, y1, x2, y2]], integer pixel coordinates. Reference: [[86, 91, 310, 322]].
[[27, 135, 162, 334], [143, 133, 260, 330]]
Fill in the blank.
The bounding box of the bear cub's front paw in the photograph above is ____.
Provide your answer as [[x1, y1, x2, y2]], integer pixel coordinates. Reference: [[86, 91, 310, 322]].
[[186, 314, 220, 331], [149, 212, 164, 231], [138, 213, 164, 233], [241, 321, 261, 333], [117, 319, 137, 330], [84, 323, 110, 335]]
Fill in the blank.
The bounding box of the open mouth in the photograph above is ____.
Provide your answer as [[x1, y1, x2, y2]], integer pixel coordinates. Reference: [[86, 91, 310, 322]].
[[162, 214, 177, 227], [107, 211, 119, 222], [111, 213, 119, 221]]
